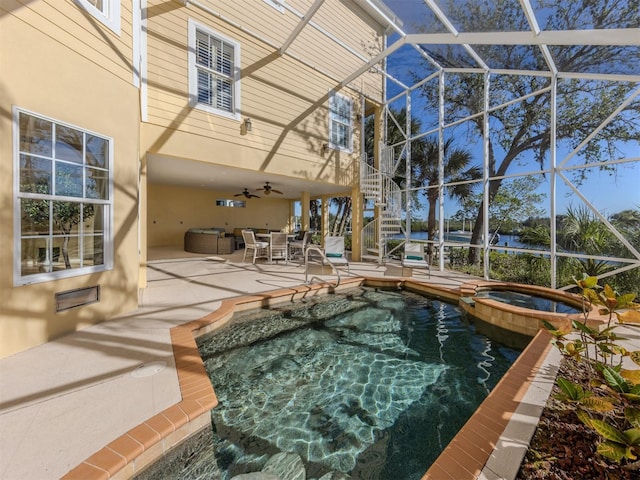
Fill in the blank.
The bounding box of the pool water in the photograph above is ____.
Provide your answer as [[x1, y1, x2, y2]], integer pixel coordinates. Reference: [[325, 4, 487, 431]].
[[168, 287, 521, 480], [474, 289, 582, 314]]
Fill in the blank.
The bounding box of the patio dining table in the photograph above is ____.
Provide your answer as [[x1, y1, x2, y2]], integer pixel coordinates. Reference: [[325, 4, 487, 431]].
[[255, 233, 297, 242]]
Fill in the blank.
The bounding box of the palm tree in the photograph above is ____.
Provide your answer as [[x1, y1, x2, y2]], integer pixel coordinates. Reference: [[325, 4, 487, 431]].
[[330, 196, 352, 236], [558, 205, 615, 276], [413, 137, 480, 256], [610, 209, 640, 233]]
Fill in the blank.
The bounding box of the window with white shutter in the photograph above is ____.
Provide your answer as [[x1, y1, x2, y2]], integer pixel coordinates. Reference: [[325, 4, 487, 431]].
[[329, 92, 353, 152], [188, 20, 241, 120]]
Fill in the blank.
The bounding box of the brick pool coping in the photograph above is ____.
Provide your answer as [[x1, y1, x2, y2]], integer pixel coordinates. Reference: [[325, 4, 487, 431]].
[[423, 327, 555, 479], [63, 277, 567, 479]]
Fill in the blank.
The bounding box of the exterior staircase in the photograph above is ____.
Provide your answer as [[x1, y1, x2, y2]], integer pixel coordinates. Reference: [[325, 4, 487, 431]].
[[360, 144, 403, 263]]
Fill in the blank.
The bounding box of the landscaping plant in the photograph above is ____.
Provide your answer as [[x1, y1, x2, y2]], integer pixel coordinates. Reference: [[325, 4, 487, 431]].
[[542, 275, 640, 470]]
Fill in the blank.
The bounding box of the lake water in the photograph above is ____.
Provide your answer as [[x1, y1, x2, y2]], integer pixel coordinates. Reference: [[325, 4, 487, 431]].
[[400, 232, 532, 250]]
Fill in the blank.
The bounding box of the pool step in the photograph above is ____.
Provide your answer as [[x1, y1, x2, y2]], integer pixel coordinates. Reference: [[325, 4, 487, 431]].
[[460, 296, 476, 307]]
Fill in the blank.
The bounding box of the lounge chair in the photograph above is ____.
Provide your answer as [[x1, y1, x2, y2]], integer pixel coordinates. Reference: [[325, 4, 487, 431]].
[[269, 232, 288, 264], [324, 236, 349, 272], [241, 230, 268, 264], [402, 242, 430, 277]]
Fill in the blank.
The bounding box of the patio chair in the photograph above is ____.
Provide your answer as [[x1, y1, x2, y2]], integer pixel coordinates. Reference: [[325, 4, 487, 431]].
[[242, 230, 268, 264], [233, 228, 245, 250], [269, 232, 288, 264], [402, 242, 430, 277], [289, 231, 311, 260], [324, 235, 349, 272]]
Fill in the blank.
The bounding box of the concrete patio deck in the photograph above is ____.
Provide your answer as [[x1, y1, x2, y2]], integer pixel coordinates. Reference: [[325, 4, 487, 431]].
[[1, 247, 636, 479]]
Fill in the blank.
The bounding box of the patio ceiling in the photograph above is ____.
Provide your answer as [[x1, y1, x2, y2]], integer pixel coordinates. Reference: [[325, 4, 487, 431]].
[[146, 154, 351, 199]]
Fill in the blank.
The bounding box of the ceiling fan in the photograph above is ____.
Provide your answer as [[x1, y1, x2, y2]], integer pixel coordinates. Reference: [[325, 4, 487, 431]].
[[234, 188, 260, 199], [256, 182, 283, 195]]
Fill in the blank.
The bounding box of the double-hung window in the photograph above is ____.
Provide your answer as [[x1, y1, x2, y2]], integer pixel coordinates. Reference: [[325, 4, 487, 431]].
[[14, 109, 113, 285], [74, 0, 121, 35], [329, 92, 353, 152], [188, 19, 241, 120]]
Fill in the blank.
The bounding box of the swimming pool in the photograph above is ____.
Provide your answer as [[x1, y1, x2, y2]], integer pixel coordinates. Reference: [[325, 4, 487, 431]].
[[158, 287, 521, 479]]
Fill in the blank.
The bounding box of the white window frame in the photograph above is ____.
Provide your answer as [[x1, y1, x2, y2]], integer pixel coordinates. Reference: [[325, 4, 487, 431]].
[[263, 0, 285, 13], [188, 19, 241, 121], [13, 108, 114, 286], [74, 0, 121, 35], [329, 92, 353, 153]]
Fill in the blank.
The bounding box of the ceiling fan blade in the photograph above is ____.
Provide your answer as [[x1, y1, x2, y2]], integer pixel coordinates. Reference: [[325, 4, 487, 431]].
[[272, 189, 283, 194]]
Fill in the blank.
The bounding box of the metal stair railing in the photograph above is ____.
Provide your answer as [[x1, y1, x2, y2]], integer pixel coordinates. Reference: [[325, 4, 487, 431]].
[[362, 218, 378, 255], [380, 144, 395, 176], [304, 245, 342, 287], [360, 147, 404, 263], [381, 175, 402, 226], [360, 162, 381, 200]]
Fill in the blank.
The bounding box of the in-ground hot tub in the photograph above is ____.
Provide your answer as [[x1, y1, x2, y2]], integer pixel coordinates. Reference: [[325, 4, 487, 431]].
[[458, 281, 601, 346], [474, 288, 582, 314]]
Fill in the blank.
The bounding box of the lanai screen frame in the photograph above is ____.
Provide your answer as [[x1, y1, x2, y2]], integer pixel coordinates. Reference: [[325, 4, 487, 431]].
[[182, 0, 638, 289], [367, 0, 640, 290]]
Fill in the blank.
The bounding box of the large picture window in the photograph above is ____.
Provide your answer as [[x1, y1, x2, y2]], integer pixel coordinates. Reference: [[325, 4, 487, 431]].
[[14, 109, 112, 285], [188, 19, 241, 120], [329, 92, 353, 152]]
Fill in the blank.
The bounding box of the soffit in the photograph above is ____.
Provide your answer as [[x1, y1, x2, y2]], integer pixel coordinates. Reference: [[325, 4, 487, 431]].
[[146, 154, 351, 199]]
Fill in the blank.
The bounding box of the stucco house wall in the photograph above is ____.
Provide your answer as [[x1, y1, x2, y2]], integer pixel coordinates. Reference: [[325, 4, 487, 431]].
[[0, 0, 140, 357], [0, 0, 385, 358]]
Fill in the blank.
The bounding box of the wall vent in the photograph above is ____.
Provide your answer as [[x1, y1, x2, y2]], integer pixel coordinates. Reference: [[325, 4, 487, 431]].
[[55, 286, 100, 312]]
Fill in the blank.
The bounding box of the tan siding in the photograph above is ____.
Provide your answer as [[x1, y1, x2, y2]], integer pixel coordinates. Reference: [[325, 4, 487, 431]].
[[146, 11, 357, 123], [3, 0, 135, 85], [195, 0, 303, 49], [288, 0, 384, 100], [143, 0, 377, 187], [188, 0, 383, 100]]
